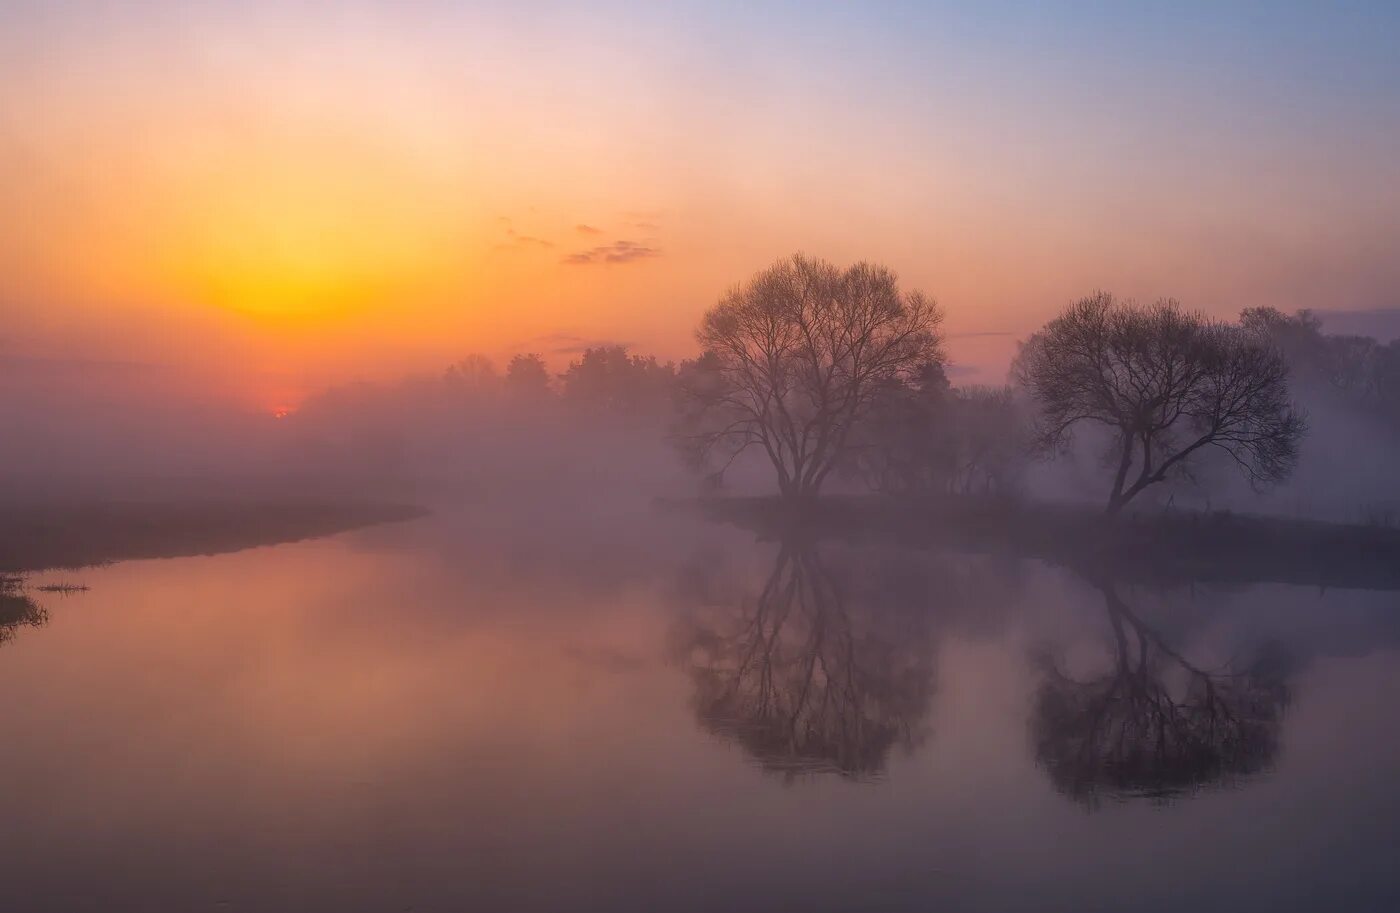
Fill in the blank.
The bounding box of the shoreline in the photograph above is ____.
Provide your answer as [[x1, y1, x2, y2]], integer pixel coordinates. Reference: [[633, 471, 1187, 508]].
[[0, 498, 427, 573], [678, 494, 1400, 591]]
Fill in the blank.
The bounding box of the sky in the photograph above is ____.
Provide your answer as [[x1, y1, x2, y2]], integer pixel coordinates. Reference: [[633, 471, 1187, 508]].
[[3, 1, 1399, 412]]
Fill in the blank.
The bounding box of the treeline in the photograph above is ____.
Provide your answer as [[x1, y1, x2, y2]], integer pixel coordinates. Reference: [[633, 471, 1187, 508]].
[[302, 346, 678, 423], [288, 253, 1399, 515], [289, 345, 688, 494], [1241, 307, 1400, 426]]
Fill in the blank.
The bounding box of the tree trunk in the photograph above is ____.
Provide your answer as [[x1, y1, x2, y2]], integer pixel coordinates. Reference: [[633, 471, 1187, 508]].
[[1106, 431, 1136, 513]]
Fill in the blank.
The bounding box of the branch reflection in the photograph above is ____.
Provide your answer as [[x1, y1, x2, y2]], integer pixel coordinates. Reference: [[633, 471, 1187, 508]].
[[676, 540, 940, 782], [1032, 578, 1294, 807]]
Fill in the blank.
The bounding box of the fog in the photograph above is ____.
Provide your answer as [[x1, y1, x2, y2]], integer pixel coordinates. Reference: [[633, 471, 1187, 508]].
[[5, 300, 1400, 531]]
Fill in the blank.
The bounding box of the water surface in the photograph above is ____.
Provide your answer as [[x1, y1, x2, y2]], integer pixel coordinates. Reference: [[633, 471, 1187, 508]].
[[3, 507, 1399, 912]]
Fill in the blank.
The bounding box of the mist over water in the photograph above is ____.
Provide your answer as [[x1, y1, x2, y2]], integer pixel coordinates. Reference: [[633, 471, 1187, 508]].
[[3, 506, 1400, 912]]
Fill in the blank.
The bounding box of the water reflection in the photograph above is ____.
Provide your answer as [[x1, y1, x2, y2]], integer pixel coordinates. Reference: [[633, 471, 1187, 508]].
[[1, 517, 1398, 911], [676, 541, 938, 781], [1031, 577, 1295, 808], [0, 576, 47, 646]]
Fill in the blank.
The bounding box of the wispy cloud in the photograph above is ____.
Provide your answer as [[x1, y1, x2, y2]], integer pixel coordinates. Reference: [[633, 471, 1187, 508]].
[[491, 219, 554, 252], [562, 240, 659, 265], [575, 224, 603, 235], [501, 227, 553, 249], [520, 331, 631, 354]]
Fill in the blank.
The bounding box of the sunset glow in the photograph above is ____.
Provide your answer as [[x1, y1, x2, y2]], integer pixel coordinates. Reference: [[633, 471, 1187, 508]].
[[4, 1, 1399, 405]]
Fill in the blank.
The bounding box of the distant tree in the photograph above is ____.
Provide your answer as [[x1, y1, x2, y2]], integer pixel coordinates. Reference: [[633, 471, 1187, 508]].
[[1243, 306, 1400, 423], [444, 354, 500, 398], [853, 373, 1027, 497], [847, 363, 957, 495], [946, 385, 1028, 495], [1016, 294, 1305, 513], [560, 345, 675, 415], [676, 254, 944, 499], [504, 353, 553, 400]]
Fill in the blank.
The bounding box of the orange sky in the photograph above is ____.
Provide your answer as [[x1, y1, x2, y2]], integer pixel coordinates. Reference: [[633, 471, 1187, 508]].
[[4, 2, 1398, 412]]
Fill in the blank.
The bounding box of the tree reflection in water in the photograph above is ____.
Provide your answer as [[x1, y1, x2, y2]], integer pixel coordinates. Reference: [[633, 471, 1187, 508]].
[[676, 541, 939, 782], [1032, 579, 1294, 808]]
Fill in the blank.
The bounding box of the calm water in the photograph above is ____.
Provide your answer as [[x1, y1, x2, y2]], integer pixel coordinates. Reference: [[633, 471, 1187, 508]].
[[4, 506, 1400, 912]]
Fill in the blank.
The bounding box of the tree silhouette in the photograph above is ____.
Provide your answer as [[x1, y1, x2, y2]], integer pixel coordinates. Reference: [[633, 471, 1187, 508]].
[[444, 354, 500, 398], [1031, 579, 1293, 808], [852, 369, 1026, 497], [676, 254, 944, 499], [560, 345, 676, 415], [505, 353, 553, 400], [1242, 306, 1400, 424], [675, 541, 936, 781], [1016, 294, 1305, 513]]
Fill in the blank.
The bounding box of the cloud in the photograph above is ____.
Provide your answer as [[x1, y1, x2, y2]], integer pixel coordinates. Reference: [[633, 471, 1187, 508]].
[[552, 339, 630, 354], [945, 330, 1014, 338], [502, 227, 553, 249], [491, 221, 554, 252], [575, 224, 603, 235], [561, 240, 660, 265], [517, 331, 631, 354]]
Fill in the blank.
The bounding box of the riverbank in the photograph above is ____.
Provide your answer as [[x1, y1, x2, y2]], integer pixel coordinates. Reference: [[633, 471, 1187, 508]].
[[0, 499, 427, 573], [686, 494, 1400, 590]]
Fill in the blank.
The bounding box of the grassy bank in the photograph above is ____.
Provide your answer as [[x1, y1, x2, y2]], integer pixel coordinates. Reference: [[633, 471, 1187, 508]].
[[688, 494, 1400, 591], [0, 499, 427, 573]]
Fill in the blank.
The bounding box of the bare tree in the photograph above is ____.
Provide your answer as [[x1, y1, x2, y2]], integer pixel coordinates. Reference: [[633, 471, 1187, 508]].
[[676, 254, 944, 499], [444, 354, 500, 398], [1016, 294, 1306, 513]]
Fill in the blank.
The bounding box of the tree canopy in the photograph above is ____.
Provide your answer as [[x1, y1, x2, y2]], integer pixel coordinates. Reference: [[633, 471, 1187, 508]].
[[1016, 294, 1306, 512], [677, 254, 944, 499]]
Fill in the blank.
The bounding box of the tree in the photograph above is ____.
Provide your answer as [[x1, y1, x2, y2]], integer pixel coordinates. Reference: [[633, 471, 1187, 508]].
[[1242, 306, 1400, 425], [676, 254, 944, 499], [560, 345, 676, 415], [444, 354, 500, 398], [1016, 294, 1305, 513], [504, 353, 552, 400], [846, 363, 957, 495], [852, 375, 1027, 497]]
